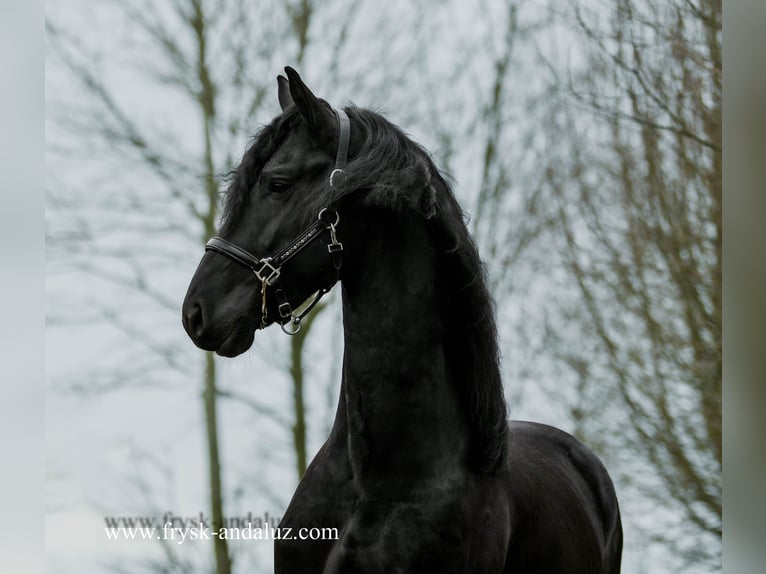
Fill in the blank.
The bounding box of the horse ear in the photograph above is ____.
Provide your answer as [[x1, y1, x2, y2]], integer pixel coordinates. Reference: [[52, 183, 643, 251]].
[[284, 67, 334, 137], [277, 74, 293, 111]]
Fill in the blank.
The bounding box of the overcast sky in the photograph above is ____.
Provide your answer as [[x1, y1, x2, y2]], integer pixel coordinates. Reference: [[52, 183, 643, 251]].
[[42, 1, 720, 572]]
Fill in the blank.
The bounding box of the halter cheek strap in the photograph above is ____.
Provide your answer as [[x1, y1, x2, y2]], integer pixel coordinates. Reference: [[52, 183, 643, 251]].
[[204, 108, 350, 335]]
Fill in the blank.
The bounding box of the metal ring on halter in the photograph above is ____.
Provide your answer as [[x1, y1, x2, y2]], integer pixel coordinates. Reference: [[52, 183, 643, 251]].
[[280, 317, 302, 335], [318, 207, 340, 227], [329, 168, 346, 188]]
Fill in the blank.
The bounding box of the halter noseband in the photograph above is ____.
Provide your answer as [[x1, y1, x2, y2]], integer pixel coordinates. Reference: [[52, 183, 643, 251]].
[[204, 108, 351, 335]]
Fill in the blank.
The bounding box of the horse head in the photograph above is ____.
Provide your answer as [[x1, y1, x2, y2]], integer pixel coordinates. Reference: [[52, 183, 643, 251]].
[[182, 68, 355, 356]]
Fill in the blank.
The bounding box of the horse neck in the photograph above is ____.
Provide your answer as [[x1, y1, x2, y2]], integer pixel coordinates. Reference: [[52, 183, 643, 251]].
[[336, 210, 469, 481]]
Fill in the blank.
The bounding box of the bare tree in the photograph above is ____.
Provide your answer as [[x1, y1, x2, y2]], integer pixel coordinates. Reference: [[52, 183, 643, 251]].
[[436, 0, 721, 568], [46, 1, 330, 571], [48, 0, 722, 571], [526, 0, 721, 568], [47, 2, 429, 572]]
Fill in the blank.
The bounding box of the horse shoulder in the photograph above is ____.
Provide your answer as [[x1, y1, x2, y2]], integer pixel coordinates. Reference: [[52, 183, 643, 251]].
[[504, 420, 622, 573]]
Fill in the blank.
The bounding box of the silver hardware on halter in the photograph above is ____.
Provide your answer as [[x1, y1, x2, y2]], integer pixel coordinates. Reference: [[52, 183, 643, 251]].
[[318, 208, 340, 227], [317, 208, 343, 253], [329, 168, 346, 188], [281, 317, 302, 335], [278, 301, 293, 319], [259, 282, 269, 329], [327, 226, 343, 253], [254, 257, 280, 285], [279, 288, 324, 335]]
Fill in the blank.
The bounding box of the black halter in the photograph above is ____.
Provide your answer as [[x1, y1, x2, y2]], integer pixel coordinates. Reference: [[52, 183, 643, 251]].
[[205, 108, 351, 335]]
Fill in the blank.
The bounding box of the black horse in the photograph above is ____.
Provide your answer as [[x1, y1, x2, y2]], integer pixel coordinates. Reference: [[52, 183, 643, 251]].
[[182, 68, 622, 573]]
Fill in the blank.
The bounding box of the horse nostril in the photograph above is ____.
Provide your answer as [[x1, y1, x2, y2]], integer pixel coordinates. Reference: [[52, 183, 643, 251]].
[[184, 303, 205, 339]]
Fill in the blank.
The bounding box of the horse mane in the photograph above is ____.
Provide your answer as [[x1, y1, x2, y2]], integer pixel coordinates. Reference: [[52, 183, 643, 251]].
[[327, 107, 509, 474], [221, 105, 509, 474]]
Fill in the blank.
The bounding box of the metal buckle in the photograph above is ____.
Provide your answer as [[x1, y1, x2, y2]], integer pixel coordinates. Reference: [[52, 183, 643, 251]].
[[254, 258, 280, 285], [278, 301, 292, 319]]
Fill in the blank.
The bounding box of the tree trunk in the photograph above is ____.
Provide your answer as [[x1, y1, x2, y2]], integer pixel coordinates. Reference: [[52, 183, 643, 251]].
[[203, 351, 231, 574]]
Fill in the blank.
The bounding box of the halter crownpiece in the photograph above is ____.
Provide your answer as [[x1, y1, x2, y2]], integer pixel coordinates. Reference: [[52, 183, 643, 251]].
[[204, 107, 350, 335], [329, 108, 350, 189]]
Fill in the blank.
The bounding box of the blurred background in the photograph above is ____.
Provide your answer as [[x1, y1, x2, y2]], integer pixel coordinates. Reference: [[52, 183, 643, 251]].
[[45, 0, 722, 572]]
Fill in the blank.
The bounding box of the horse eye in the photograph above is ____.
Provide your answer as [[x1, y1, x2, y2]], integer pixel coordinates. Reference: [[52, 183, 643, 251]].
[[268, 180, 290, 194]]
